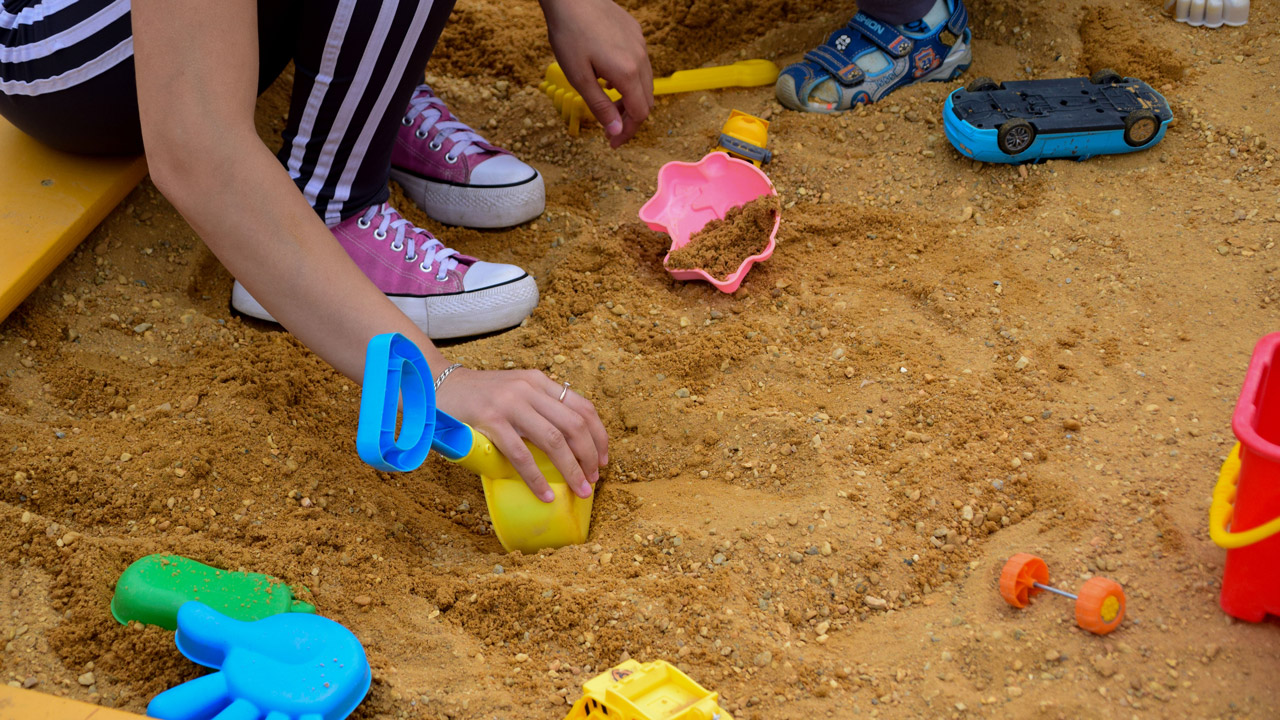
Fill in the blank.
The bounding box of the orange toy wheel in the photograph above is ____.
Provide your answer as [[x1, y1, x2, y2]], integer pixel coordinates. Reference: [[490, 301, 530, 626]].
[[999, 553, 1049, 608], [1074, 577, 1126, 635]]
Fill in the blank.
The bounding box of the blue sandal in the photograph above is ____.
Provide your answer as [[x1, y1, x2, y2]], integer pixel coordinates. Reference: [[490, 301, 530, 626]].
[[777, 0, 972, 112]]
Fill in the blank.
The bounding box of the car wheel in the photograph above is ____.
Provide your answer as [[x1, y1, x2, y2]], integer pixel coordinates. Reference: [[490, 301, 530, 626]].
[[997, 119, 1036, 155], [1123, 109, 1160, 147], [1090, 68, 1123, 85], [966, 77, 1002, 92]]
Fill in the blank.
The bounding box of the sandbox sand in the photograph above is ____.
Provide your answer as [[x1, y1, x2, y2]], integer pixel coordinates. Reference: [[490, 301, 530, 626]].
[[666, 195, 780, 279], [3, 0, 1280, 717]]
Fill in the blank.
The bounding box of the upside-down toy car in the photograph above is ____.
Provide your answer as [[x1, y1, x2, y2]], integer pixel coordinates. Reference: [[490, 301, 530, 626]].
[[944, 69, 1172, 163]]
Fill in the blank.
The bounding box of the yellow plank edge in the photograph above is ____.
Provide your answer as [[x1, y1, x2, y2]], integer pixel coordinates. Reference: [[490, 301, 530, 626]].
[[0, 685, 147, 720], [0, 115, 147, 324]]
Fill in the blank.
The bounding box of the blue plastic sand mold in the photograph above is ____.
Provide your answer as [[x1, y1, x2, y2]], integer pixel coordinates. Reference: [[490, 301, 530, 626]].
[[148, 602, 370, 720], [356, 332, 473, 471]]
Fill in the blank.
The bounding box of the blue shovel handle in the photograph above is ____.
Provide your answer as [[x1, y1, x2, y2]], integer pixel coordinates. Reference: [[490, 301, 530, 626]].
[[356, 333, 474, 471]]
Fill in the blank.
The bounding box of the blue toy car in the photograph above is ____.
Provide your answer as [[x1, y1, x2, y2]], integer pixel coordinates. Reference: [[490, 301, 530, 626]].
[[943, 69, 1172, 163]]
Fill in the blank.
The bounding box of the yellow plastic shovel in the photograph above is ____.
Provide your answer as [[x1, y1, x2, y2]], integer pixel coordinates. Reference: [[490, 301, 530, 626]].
[[539, 59, 780, 136]]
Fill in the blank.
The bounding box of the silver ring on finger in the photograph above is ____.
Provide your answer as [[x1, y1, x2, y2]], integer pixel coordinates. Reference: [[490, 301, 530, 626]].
[[558, 381, 571, 403]]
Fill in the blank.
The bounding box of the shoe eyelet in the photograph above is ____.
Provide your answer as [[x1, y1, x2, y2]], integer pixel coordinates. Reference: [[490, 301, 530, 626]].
[[401, 116, 413, 126], [444, 154, 458, 164], [389, 242, 402, 252], [415, 129, 428, 140], [428, 140, 442, 151], [356, 218, 371, 229], [373, 229, 387, 240], [405, 253, 417, 263], [420, 263, 432, 273]]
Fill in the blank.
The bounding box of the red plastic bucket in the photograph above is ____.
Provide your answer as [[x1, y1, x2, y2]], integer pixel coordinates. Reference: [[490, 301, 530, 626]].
[[1216, 333, 1280, 621]]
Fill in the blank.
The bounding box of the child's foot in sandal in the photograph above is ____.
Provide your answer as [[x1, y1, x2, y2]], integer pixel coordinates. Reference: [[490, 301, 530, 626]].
[[776, 0, 972, 113], [231, 203, 538, 339], [390, 85, 545, 229]]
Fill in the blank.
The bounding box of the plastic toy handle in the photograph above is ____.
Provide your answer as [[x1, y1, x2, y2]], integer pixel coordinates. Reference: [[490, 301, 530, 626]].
[[543, 60, 780, 127], [654, 60, 781, 95], [449, 424, 555, 484], [1209, 443, 1280, 548]]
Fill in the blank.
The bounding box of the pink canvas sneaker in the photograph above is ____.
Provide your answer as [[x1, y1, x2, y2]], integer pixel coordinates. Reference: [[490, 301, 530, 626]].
[[231, 203, 539, 339], [390, 85, 545, 229]]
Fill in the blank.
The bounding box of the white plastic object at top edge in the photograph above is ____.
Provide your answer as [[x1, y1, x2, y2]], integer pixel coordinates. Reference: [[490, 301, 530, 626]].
[[1164, 0, 1249, 27]]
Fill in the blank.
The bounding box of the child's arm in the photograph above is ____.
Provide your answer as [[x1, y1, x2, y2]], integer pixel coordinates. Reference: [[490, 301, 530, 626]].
[[132, 0, 607, 502], [540, 0, 654, 148]]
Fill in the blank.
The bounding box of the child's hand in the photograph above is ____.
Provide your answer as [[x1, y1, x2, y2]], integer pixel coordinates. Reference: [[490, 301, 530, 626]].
[[540, 0, 653, 148], [435, 368, 609, 503]]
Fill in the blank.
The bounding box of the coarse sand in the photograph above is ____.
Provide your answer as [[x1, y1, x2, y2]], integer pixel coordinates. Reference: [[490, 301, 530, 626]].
[[666, 195, 779, 280]]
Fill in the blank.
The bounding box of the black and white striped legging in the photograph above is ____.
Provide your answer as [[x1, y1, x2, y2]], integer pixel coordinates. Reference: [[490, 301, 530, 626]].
[[0, 0, 456, 223]]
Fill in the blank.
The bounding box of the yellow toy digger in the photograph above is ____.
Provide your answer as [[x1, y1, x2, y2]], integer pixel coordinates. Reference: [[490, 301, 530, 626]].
[[563, 660, 733, 720]]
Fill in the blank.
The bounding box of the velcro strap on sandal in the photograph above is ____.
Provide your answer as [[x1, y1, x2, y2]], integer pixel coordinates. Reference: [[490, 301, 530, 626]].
[[947, 1, 968, 36], [802, 45, 865, 86], [849, 12, 914, 58]]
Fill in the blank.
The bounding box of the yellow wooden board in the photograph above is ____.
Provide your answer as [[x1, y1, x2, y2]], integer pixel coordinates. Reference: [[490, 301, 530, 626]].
[[0, 115, 147, 324], [0, 685, 146, 720]]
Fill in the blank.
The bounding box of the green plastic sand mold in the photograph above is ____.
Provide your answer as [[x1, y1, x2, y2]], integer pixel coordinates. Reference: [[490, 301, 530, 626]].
[[111, 554, 316, 630]]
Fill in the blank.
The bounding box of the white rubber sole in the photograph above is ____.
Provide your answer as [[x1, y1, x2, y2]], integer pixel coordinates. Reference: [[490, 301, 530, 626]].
[[230, 276, 539, 340], [390, 168, 546, 229]]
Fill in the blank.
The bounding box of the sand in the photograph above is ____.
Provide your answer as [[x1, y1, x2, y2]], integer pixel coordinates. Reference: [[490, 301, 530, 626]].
[[3, 0, 1280, 718], [666, 195, 780, 279]]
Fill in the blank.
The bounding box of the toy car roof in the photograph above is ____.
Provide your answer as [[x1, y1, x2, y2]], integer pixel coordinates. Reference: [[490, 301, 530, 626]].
[[949, 77, 1171, 135]]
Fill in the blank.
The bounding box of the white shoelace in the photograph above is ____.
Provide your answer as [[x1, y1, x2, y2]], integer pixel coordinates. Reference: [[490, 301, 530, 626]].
[[403, 87, 490, 162], [358, 204, 460, 282]]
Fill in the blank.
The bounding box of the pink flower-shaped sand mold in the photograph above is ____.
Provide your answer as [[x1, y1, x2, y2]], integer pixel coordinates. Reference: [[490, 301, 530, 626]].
[[638, 152, 779, 293]]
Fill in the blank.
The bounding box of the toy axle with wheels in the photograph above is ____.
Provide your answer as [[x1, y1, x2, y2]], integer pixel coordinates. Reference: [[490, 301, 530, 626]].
[[1000, 553, 1126, 635]]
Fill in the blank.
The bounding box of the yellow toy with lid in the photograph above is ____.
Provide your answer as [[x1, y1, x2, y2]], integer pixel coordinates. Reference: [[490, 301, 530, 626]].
[[563, 660, 733, 720]]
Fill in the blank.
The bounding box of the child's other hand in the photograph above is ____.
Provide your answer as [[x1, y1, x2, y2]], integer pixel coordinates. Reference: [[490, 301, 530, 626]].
[[435, 368, 609, 503], [541, 0, 653, 148]]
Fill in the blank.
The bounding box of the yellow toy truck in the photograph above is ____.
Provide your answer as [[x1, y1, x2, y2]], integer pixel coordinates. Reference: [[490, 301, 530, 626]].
[[715, 110, 771, 167], [563, 660, 733, 720]]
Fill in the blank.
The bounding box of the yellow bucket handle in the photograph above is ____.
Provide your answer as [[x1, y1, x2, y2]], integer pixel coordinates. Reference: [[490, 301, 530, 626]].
[[1210, 443, 1280, 549]]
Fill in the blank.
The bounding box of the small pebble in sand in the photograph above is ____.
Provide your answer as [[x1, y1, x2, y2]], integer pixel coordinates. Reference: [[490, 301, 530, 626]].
[[354, 595, 372, 607], [77, 672, 95, 687]]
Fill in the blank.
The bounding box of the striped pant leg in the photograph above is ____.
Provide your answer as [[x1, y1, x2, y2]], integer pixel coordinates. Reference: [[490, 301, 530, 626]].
[[277, 0, 457, 226], [0, 0, 141, 154], [0, 0, 305, 155]]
